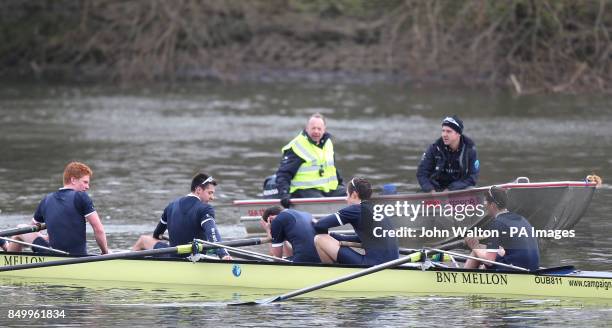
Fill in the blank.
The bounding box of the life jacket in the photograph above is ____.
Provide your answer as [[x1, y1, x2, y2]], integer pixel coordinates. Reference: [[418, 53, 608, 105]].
[[281, 133, 338, 193]]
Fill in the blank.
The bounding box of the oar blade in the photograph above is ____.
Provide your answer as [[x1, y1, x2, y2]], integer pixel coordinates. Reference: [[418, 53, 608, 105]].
[[228, 296, 280, 306]]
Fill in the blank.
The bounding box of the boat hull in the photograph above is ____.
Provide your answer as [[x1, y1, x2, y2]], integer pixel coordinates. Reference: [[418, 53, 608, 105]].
[[1, 253, 610, 299], [234, 181, 596, 247]]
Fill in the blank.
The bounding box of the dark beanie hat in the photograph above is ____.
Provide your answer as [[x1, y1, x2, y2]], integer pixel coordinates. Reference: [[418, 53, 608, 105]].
[[485, 186, 508, 209], [441, 115, 463, 134]]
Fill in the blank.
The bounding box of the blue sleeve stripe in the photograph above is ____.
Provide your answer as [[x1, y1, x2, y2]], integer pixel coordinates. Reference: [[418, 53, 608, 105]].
[[334, 213, 343, 225], [84, 211, 96, 218], [201, 218, 214, 226], [160, 218, 167, 224]]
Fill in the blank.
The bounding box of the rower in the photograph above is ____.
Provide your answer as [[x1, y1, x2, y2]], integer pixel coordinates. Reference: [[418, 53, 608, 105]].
[[313, 177, 399, 265], [260, 206, 321, 263], [464, 186, 540, 271], [275, 113, 346, 208], [0, 238, 6, 251], [416, 115, 479, 192], [7, 162, 109, 255], [131, 173, 232, 260]]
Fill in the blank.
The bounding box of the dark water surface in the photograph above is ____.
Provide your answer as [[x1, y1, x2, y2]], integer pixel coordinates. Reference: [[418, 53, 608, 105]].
[[0, 82, 611, 326]]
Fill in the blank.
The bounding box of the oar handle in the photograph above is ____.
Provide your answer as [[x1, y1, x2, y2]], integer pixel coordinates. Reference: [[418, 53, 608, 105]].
[[0, 223, 47, 238]]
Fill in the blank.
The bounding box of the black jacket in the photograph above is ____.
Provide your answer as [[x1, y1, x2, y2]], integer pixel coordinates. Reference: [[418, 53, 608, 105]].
[[276, 131, 343, 197], [416, 135, 479, 192]]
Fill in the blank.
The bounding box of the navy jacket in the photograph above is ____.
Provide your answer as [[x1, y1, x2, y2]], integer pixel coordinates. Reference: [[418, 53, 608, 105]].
[[270, 209, 321, 263], [275, 130, 343, 198], [152, 195, 229, 258], [416, 135, 479, 192]]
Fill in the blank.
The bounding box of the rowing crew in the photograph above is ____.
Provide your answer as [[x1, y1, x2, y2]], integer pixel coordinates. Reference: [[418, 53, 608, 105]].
[[1, 162, 539, 271], [260, 178, 399, 265], [260, 181, 540, 271], [1, 162, 231, 260]]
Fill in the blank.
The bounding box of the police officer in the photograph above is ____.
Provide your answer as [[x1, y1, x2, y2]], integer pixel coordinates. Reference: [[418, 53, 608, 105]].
[[276, 113, 345, 208], [416, 115, 479, 192]]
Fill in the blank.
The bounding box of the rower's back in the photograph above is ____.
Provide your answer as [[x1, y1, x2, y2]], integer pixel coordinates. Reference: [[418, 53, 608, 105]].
[[339, 201, 400, 265], [271, 209, 320, 263], [34, 189, 92, 255], [486, 212, 540, 271], [164, 195, 212, 246]]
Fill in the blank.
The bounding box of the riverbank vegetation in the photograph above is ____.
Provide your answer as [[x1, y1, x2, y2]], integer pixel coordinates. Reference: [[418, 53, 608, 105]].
[[1, 0, 610, 93]]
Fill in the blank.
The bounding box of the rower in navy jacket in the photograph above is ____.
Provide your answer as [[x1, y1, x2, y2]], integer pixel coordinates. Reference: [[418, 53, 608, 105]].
[[260, 206, 321, 263], [8, 162, 109, 255], [0, 239, 6, 251], [313, 177, 399, 265], [464, 186, 540, 271], [131, 173, 231, 260]]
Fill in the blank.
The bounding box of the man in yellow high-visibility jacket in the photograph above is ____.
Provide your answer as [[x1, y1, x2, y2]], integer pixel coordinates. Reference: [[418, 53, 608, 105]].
[[276, 113, 345, 208]]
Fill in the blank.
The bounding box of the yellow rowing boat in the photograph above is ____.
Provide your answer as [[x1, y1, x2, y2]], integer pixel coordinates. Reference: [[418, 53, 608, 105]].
[[1, 252, 610, 299]]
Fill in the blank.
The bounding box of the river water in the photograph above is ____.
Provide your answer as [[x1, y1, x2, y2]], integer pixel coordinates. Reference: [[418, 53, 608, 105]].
[[0, 81, 611, 326]]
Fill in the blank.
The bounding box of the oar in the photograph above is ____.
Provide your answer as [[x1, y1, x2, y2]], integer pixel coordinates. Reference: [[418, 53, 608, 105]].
[[0, 224, 46, 238], [425, 247, 529, 271], [0, 237, 270, 273], [195, 239, 290, 263], [339, 241, 418, 257], [230, 234, 479, 306], [229, 251, 424, 306], [0, 236, 68, 255]]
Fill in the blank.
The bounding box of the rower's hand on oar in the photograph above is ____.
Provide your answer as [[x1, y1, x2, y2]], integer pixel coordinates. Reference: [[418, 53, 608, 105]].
[[222, 255, 233, 261]]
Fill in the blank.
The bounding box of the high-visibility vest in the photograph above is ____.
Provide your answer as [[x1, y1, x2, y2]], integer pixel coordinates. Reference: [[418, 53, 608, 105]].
[[282, 133, 338, 193]]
